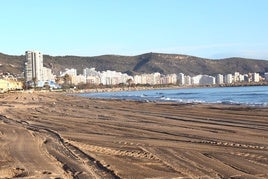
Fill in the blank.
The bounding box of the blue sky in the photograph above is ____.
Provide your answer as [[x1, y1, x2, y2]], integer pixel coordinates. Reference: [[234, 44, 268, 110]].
[[0, 0, 268, 59]]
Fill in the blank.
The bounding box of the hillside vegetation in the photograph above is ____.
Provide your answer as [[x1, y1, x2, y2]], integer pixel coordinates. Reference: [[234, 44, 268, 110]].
[[1, 52, 268, 76]]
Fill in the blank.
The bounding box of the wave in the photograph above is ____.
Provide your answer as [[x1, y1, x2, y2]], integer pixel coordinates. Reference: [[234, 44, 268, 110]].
[[76, 86, 268, 107], [217, 100, 268, 107]]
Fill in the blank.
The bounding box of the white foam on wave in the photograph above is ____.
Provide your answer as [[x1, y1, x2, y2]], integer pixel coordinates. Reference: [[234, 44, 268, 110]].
[[77, 86, 268, 107]]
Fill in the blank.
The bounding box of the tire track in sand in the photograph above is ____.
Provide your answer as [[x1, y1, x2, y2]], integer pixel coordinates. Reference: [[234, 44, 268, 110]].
[[0, 115, 120, 179]]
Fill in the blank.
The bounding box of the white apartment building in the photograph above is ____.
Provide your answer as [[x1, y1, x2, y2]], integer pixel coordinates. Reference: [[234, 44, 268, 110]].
[[60, 68, 77, 77], [122, 73, 133, 84], [168, 74, 177, 84], [134, 75, 142, 84], [244, 74, 250, 82], [233, 72, 240, 83], [72, 74, 86, 85], [177, 73, 185, 85], [150, 73, 161, 85], [25, 51, 44, 82], [100, 70, 132, 85], [265, 72, 268, 81], [184, 75, 192, 86], [239, 74, 245, 82], [100, 71, 116, 85], [43, 67, 54, 81], [252, 73, 260, 82], [233, 72, 246, 83], [140, 74, 148, 84], [225, 74, 233, 84], [83, 68, 101, 84], [161, 74, 177, 84], [83, 68, 100, 78], [86, 76, 101, 84], [216, 74, 224, 84], [134, 73, 161, 85], [191, 75, 215, 85]]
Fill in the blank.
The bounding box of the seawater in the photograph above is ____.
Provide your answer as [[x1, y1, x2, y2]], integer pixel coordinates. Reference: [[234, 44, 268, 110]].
[[77, 86, 268, 107]]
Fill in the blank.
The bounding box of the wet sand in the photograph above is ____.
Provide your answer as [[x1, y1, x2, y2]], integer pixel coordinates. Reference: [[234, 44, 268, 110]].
[[0, 92, 268, 178]]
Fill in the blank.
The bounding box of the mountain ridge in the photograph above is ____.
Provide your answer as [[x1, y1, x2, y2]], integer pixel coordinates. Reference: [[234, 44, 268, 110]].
[[0, 52, 268, 76]]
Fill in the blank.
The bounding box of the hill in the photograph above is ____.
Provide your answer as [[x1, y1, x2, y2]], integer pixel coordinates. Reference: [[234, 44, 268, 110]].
[[0, 53, 25, 75], [1, 52, 268, 76]]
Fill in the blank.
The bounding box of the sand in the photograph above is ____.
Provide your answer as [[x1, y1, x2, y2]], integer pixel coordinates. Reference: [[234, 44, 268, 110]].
[[0, 92, 267, 178]]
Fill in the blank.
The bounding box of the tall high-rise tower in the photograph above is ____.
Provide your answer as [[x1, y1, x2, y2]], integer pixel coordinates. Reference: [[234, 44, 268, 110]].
[[25, 51, 43, 82]]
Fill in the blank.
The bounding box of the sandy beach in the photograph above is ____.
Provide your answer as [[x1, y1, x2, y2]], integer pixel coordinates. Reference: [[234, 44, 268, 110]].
[[0, 92, 268, 178]]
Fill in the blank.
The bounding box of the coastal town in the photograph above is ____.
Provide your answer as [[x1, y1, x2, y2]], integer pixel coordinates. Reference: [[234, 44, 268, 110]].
[[2, 1, 268, 178], [1, 50, 268, 93]]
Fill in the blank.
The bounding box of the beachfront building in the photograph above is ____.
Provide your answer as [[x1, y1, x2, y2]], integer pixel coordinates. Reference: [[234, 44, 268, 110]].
[[60, 68, 77, 77], [233, 72, 246, 83], [225, 74, 233, 84], [160, 74, 177, 84], [134, 74, 149, 84], [244, 74, 251, 83], [177, 73, 185, 86], [0, 78, 23, 92], [24, 51, 55, 88], [100, 70, 115, 85], [122, 73, 133, 85], [100, 70, 133, 85], [83, 68, 99, 78], [252, 73, 260, 82], [134, 74, 147, 85], [134, 73, 178, 85], [155, 73, 161, 85], [72, 74, 87, 85], [184, 75, 192, 86], [216, 74, 224, 84], [168, 74, 178, 84], [86, 76, 101, 84], [265, 72, 268, 81], [233, 72, 240, 83], [83, 68, 101, 84], [43, 67, 55, 81], [25, 51, 44, 82], [61, 67, 133, 86], [133, 73, 161, 85], [133, 75, 142, 84], [191, 75, 215, 85], [149, 73, 161, 85], [58, 68, 78, 85], [239, 74, 245, 82]]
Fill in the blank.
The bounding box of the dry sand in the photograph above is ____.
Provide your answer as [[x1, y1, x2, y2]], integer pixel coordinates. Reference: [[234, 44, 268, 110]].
[[0, 92, 267, 178]]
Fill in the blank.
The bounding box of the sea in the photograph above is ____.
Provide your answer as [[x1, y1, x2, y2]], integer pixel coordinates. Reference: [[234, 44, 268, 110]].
[[77, 86, 268, 107]]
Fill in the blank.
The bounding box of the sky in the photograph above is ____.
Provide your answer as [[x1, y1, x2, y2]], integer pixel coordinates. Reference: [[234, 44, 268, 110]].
[[0, 0, 268, 59]]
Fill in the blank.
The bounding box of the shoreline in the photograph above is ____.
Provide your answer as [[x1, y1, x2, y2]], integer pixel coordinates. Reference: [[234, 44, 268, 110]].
[[72, 86, 268, 108], [63, 81, 268, 93], [3, 84, 268, 108], [74, 95, 268, 109]]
